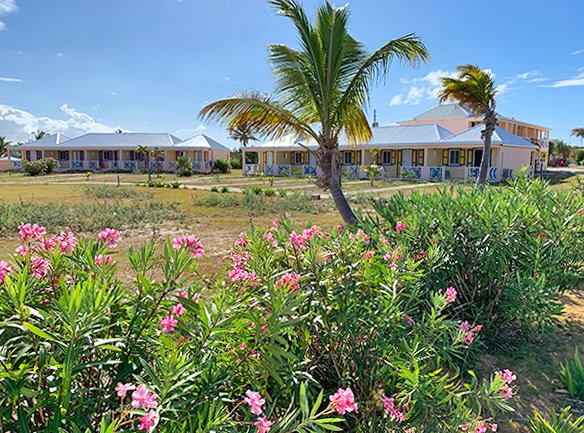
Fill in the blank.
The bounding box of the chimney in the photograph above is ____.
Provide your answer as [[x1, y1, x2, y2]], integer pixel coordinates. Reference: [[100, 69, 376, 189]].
[[372, 109, 379, 128]]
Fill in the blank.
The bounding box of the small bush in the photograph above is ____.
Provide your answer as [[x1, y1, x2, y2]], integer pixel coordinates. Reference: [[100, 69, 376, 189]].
[[575, 149, 584, 165], [81, 185, 152, 200], [264, 188, 276, 197], [212, 159, 231, 174], [210, 186, 219, 192], [250, 186, 263, 195], [23, 157, 59, 176], [277, 188, 288, 197], [561, 347, 584, 400], [220, 186, 229, 193], [230, 157, 242, 169], [530, 407, 584, 433]]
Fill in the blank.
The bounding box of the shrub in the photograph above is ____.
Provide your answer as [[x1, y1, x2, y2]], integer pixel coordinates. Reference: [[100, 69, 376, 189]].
[[250, 186, 263, 195], [210, 186, 219, 192], [575, 149, 584, 165], [213, 158, 231, 174], [264, 188, 276, 197], [561, 347, 584, 400], [0, 220, 516, 432], [530, 407, 584, 433], [23, 157, 59, 176], [230, 157, 242, 169], [220, 186, 229, 193], [176, 156, 193, 177], [81, 185, 153, 200], [363, 177, 584, 343]]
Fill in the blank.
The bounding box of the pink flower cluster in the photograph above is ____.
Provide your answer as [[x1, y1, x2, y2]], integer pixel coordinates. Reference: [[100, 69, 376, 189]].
[[235, 232, 250, 248], [98, 228, 122, 248], [459, 321, 483, 346], [381, 394, 406, 422], [395, 221, 407, 232], [290, 225, 323, 249], [19, 223, 47, 242], [382, 246, 402, 270], [0, 260, 12, 282], [94, 254, 113, 268], [349, 229, 370, 244], [30, 256, 49, 279], [263, 232, 278, 248], [495, 369, 517, 400], [172, 235, 204, 258], [275, 273, 301, 292], [114, 383, 159, 432], [42, 231, 77, 254], [228, 250, 258, 286], [445, 286, 457, 304], [244, 390, 272, 433], [329, 387, 358, 415]]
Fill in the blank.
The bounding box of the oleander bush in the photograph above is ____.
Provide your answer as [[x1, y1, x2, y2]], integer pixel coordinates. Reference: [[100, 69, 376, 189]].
[[0, 219, 517, 433], [213, 159, 231, 174], [23, 157, 59, 176], [363, 176, 584, 343]]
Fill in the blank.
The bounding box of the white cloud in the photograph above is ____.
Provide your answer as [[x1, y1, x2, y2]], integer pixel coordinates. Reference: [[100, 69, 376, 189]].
[[570, 49, 584, 55], [389, 69, 456, 106], [0, 0, 17, 31], [543, 72, 584, 88], [0, 103, 122, 142], [109, 90, 116, 95], [0, 76, 22, 82], [57, 52, 64, 57], [175, 124, 207, 137], [495, 83, 508, 95]]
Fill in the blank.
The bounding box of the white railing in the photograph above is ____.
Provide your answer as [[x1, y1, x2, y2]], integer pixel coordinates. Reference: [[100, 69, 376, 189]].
[[245, 164, 259, 175], [465, 167, 498, 181]]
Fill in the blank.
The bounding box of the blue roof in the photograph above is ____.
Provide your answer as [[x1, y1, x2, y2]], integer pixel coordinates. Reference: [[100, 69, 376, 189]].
[[440, 125, 538, 148]]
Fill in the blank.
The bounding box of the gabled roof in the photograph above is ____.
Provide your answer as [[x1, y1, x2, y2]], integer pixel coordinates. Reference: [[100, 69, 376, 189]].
[[59, 133, 183, 149], [176, 134, 230, 151], [14, 133, 71, 149], [250, 125, 454, 149], [413, 104, 476, 120], [440, 125, 538, 148]]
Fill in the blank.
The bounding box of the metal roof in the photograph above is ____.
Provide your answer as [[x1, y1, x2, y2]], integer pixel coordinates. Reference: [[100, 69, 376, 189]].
[[176, 134, 230, 151], [440, 125, 538, 148], [250, 125, 454, 149], [413, 104, 475, 120], [56, 133, 183, 149], [13, 133, 71, 149]]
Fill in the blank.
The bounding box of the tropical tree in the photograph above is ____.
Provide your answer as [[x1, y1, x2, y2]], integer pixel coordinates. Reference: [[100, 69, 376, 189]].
[[550, 139, 572, 159], [150, 147, 164, 176], [0, 136, 11, 156], [135, 145, 152, 181], [228, 123, 258, 148], [439, 64, 498, 187], [32, 130, 48, 141], [572, 128, 584, 139], [200, 0, 429, 224]]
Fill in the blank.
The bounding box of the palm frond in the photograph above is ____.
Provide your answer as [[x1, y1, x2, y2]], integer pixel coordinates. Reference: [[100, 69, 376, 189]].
[[438, 64, 497, 115], [571, 128, 584, 138], [199, 91, 318, 142]]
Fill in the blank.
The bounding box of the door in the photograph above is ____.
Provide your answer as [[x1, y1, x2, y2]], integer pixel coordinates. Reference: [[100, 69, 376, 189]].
[[401, 149, 413, 167], [472, 149, 483, 167]]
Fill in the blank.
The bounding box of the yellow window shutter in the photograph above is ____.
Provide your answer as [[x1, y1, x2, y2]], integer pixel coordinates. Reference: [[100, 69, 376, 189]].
[[467, 149, 472, 166], [356, 151, 362, 165], [304, 151, 309, 164], [418, 149, 424, 166], [398, 150, 402, 165], [290, 152, 294, 164], [460, 149, 465, 166], [442, 149, 448, 165], [412, 150, 417, 166], [351, 151, 355, 165], [391, 150, 396, 165], [262, 152, 267, 165]]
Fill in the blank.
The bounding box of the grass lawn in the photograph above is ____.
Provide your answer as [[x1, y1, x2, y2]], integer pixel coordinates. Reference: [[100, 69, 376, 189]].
[[0, 170, 582, 432]]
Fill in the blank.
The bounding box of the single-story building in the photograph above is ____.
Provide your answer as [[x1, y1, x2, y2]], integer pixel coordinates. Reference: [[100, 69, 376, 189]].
[[242, 123, 539, 182], [6, 132, 231, 173], [0, 155, 20, 171]]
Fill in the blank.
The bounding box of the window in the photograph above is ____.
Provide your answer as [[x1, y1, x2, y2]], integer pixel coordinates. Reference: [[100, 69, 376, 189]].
[[36, 150, 43, 160], [382, 150, 392, 165], [25, 150, 31, 161], [294, 152, 303, 165], [472, 148, 483, 167], [448, 149, 460, 166], [343, 151, 353, 165], [58, 150, 70, 161], [102, 151, 114, 161]]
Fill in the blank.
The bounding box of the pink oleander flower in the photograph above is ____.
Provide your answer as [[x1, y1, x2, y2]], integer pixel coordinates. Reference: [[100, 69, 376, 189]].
[[289, 231, 308, 249], [19, 223, 47, 242], [364, 250, 374, 261], [98, 228, 122, 248], [115, 382, 136, 399], [395, 221, 407, 232], [235, 232, 249, 248], [177, 290, 188, 298], [403, 314, 414, 327], [193, 293, 201, 302], [45, 231, 77, 254], [495, 369, 517, 384], [475, 424, 487, 433], [0, 260, 12, 282], [498, 384, 514, 400], [270, 218, 279, 231], [460, 321, 470, 332], [416, 249, 427, 260], [255, 416, 273, 433], [172, 303, 186, 316], [445, 286, 457, 304], [383, 252, 392, 262], [30, 256, 49, 279], [275, 273, 301, 292], [462, 331, 475, 345], [381, 394, 405, 422], [380, 236, 389, 246], [172, 235, 204, 258], [329, 387, 358, 415], [138, 410, 159, 432], [459, 424, 471, 431], [390, 262, 398, 271], [131, 384, 158, 410], [490, 424, 498, 432], [244, 390, 266, 416], [94, 254, 113, 268], [160, 313, 178, 333], [15, 245, 29, 257], [263, 232, 278, 248], [578, 208, 584, 215]]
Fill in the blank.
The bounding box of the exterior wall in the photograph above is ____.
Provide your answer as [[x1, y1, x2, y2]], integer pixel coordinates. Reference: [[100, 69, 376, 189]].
[[0, 160, 14, 171], [499, 147, 535, 176], [398, 118, 471, 133]]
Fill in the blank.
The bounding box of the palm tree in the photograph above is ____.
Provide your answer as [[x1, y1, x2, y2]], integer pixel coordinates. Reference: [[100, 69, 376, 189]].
[[0, 136, 11, 157], [200, 0, 429, 225], [572, 128, 584, 139], [32, 130, 48, 141], [439, 65, 498, 187], [135, 145, 152, 181], [150, 147, 164, 176], [228, 123, 258, 148]]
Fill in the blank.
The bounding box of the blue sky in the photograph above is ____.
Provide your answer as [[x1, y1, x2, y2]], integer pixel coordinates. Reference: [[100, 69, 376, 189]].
[[1, 0, 583, 147]]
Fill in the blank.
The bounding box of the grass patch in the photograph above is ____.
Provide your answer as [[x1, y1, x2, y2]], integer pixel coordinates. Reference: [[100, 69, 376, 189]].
[[79, 184, 154, 200]]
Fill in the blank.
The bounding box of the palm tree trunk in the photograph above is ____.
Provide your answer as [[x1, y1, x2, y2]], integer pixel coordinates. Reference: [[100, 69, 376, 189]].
[[317, 145, 358, 225], [477, 113, 496, 188]]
